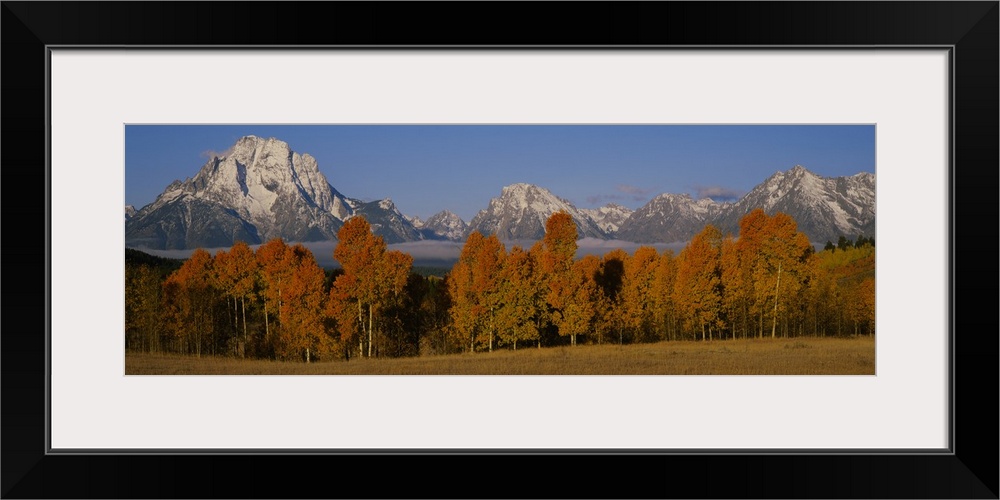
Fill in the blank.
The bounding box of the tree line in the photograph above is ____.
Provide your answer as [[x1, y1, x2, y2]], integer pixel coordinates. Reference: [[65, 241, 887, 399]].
[[125, 209, 875, 362], [444, 209, 875, 352]]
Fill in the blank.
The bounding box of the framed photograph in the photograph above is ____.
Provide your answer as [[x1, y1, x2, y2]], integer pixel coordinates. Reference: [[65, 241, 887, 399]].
[[4, 2, 996, 498]]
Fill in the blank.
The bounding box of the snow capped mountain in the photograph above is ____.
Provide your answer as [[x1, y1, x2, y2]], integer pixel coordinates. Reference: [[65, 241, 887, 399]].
[[466, 183, 607, 241], [124, 205, 137, 221], [350, 197, 422, 244], [712, 165, 875, 243], [580, 203, 634, 234], [616, 193, 728, 244], [613, 165, 874, 244], [419, 210, 468, 241], [125, 136, 354, 249]]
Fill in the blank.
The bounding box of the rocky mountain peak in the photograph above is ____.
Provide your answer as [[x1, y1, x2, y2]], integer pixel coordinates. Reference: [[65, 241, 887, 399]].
[[616, 191, 722, 244], [653, 192, 692, 202], [420, 210, 469, 241], [379, 198, 396, 211], [125, 136, 355, 250], [467, 183, 607, 241], [350, 197, 422, 244], [712, 165, 875, 243]]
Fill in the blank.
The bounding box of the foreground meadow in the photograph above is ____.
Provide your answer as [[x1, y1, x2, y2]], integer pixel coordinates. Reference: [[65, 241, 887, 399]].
[[126, 336, 874, 375]]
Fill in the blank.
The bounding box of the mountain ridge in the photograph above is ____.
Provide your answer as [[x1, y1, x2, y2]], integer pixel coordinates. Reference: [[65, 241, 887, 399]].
[[126, 136, 874, 249], [465, 183, 608, 241]]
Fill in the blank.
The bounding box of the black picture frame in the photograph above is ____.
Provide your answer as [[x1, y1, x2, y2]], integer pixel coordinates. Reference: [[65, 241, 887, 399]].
[[3, 2, 997, 498]]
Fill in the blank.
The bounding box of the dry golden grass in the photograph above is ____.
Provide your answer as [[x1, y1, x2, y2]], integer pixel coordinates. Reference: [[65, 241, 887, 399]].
[[126, 336, 875, 375]]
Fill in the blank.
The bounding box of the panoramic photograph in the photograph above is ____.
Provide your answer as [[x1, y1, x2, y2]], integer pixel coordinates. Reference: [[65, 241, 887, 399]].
[[124, 125, 876, 375]]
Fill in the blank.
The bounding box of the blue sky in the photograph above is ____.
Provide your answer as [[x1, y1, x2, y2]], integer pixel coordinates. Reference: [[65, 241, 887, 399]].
[[125, 125, 875, 222]]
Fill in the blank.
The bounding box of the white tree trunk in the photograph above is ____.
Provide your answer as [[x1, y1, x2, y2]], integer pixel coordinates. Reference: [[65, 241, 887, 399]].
[[241, 295, 247, 357], [771, 263, 781, 339]]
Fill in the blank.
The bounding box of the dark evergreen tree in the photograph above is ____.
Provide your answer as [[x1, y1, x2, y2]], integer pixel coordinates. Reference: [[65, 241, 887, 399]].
[[837, 235, 854, 251]]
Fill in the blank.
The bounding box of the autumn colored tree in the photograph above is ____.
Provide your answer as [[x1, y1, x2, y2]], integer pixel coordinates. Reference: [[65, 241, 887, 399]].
[[212, 241, 257, 356], [722, 209, 814, 339], [447, 232, 506, 352], [651, 249, 678, 341], [754, 212, 813, 338], [330, 216, 412, 358], [331, 216, 383, 357], [538, 211, 581, 345], [558, 256, 599, 346], [526, 241, 553, 348], [448, 231, 483, 353], [471, 235, 504, 352], [573, 254, 604, 344], [732, 209, 770, 338], [719, 234, 748, 339], [674, 225, 723, 341], [276, 244, 333, 362], [495, 246, 541, 350], [544, 211, 578, 264], [620, 246, 660, 343], [160, 248, 215, 355], [256, 238, 297, 355], [327, 272, 361, 358]]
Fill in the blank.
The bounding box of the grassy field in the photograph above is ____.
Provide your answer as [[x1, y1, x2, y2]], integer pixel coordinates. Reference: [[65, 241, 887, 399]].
[[126, 336, 875, 375]]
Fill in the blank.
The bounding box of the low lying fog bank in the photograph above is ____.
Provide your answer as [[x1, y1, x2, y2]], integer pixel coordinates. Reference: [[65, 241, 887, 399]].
[[128, 238, 692, 271], [126, 242, 343, 268], [574, 238, 687, 256]]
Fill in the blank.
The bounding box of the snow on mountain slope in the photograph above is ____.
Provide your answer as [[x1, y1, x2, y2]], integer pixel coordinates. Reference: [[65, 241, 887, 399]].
[[125, 136, 354, 249], [419, 210, 468, 241], [580, 203, 634, 234], [616, 194, 726, 244], [466, 183, 607, 240], [713, 165, 875, 243]]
